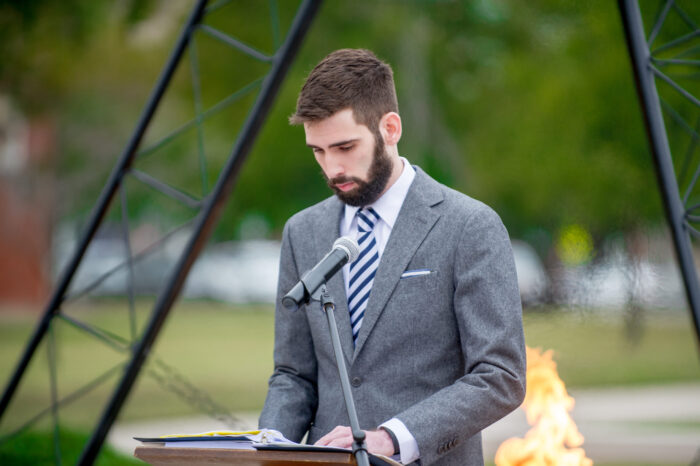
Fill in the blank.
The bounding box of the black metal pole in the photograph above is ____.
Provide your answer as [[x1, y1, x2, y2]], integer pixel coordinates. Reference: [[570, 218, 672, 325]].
[[78, 1, 322, 463], [0, 0, 211, 425], [319, 286, 370, 466], [619, 0, 700, 350]]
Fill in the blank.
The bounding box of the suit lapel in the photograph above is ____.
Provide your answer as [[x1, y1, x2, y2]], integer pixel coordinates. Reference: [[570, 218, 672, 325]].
[[312, 197, 354, 363], [353, 169, 443, 358]]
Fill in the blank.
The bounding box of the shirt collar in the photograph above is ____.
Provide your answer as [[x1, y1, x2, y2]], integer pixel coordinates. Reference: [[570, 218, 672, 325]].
[[342, 157, 416, 231]]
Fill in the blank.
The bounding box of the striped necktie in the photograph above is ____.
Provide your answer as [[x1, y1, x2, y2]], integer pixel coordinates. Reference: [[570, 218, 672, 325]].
[[348, 207, 380, 345]]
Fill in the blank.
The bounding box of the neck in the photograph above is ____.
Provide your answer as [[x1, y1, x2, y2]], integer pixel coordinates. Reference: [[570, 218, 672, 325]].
[[377, 153, 404, 199]]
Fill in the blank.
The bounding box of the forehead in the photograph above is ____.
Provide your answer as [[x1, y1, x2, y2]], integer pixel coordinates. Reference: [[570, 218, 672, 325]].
[[304, 108, 372, 146]]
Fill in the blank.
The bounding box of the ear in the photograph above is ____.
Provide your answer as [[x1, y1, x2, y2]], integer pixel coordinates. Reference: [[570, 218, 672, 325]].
[[379, 112, 402, 146]]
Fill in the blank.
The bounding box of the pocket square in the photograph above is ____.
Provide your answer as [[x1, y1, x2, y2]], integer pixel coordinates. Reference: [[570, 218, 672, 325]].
[[400, 269, 432, 278]]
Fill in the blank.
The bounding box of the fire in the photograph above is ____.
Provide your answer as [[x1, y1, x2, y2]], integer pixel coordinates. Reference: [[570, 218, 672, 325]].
[[495, 347, 592, 466]]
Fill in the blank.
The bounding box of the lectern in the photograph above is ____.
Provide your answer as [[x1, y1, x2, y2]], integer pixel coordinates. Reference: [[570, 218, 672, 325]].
[[134, 444, 401, 465]]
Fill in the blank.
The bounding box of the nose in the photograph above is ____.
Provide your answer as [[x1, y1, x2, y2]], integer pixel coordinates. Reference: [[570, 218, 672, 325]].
[[322, 152, 345, 180]]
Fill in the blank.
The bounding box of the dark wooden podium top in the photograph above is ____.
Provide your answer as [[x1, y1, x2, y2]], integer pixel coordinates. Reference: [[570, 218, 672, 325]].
[[134, 445, 358, 465]]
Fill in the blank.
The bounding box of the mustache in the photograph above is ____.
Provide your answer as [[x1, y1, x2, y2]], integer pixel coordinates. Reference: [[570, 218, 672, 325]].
[[327, 175, 363, 188]]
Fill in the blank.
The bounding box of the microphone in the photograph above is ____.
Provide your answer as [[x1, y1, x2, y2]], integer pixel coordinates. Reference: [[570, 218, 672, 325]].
[[282, 236, 360, 311]]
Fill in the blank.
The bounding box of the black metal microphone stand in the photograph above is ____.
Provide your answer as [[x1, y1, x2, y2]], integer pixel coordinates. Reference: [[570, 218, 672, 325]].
[[316, 284, 370, 466]]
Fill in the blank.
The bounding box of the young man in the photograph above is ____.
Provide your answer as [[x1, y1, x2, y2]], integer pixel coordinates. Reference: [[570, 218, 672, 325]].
[[259, 49, 526, 466]]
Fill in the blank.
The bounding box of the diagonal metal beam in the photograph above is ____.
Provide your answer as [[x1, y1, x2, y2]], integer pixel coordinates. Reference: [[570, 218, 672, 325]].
[[199, 25, 274, 63]]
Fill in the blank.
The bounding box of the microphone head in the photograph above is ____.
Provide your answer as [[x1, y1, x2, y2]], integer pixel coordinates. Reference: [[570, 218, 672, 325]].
[[333, 236, 360, 263]]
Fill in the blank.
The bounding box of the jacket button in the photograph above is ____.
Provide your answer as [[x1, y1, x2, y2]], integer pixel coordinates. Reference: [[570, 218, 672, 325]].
[[351, 377, 362, 387]]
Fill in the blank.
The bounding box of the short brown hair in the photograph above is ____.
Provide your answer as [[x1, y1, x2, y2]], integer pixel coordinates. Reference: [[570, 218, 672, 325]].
[[290, 49, 398, 131]]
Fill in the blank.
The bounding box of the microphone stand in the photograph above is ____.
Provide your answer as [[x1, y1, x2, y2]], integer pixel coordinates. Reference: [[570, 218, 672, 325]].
[[316, 284, 370, 466]]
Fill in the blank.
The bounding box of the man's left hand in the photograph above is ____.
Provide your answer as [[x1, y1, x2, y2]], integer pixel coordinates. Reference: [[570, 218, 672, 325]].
[[314, 425, 395, 457]]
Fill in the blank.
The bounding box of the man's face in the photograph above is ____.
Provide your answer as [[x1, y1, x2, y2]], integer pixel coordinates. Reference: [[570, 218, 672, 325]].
[[304, 108, 392, 206]]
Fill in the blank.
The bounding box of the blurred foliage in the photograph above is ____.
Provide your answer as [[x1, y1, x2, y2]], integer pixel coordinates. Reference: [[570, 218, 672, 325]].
[[2, 0, 686, 252], [0, 0, 156, 112], [0, 428, 142, 465]]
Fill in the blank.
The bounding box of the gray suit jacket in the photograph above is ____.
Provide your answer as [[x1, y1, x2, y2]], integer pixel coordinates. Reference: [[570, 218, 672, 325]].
[[259, 167, 526, 465]]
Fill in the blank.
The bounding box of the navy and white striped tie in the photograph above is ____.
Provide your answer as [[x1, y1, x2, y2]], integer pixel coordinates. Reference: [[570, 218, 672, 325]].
[[348, 207, 380, 345]]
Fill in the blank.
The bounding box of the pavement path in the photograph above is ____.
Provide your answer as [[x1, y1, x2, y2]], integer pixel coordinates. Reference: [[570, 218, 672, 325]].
[[482, 382, 700, 464], [110, 382, 700, 464]]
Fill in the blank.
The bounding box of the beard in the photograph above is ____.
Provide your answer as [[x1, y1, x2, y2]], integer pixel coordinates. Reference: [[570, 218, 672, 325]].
[[324, 133, 393, 207]]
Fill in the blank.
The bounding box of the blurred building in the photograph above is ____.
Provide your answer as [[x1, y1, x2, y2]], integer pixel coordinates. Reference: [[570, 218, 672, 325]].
[[0, 95, 54, 309]]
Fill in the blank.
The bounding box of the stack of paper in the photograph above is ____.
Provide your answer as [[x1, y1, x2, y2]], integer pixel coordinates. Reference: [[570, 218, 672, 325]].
[[134, 429, 291, 449]]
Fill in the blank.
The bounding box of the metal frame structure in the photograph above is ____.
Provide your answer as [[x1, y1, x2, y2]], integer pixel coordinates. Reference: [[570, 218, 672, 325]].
[[0, 0, 322, 464], [619, 0, 700, 349]]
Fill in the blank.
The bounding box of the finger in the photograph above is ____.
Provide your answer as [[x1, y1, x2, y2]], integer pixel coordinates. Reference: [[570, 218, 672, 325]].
[[315, 426, 343, 445], [315, 426, 349, 445], [325, 435, 353, 448]]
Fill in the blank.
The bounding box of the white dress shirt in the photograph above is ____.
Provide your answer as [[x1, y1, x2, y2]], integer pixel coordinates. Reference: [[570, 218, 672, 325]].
[[339, 157, 420, 464]]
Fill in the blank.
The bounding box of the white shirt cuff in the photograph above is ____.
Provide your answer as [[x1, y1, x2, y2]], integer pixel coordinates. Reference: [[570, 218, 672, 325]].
[[380, 418, 419, 464]]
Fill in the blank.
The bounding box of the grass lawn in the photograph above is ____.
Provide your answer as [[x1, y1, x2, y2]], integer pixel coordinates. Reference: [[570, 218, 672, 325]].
[[0, 300, 275, 431], [0, 300, 698, 439], [522, 308, 699, 387]]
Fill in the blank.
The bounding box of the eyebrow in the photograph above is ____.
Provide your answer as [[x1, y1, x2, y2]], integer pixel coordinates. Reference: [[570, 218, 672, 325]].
[[306, 138, 360, 149]]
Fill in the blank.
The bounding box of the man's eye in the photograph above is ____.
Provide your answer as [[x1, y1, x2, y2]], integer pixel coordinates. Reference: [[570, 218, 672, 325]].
[[339, 145, 353, 152]]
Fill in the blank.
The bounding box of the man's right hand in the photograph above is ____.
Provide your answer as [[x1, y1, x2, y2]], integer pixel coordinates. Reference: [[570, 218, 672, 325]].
[[315, 425, 395, 457]]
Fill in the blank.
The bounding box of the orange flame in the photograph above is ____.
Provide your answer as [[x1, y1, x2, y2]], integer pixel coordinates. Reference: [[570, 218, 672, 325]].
[[495, 347, 592, 466]]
